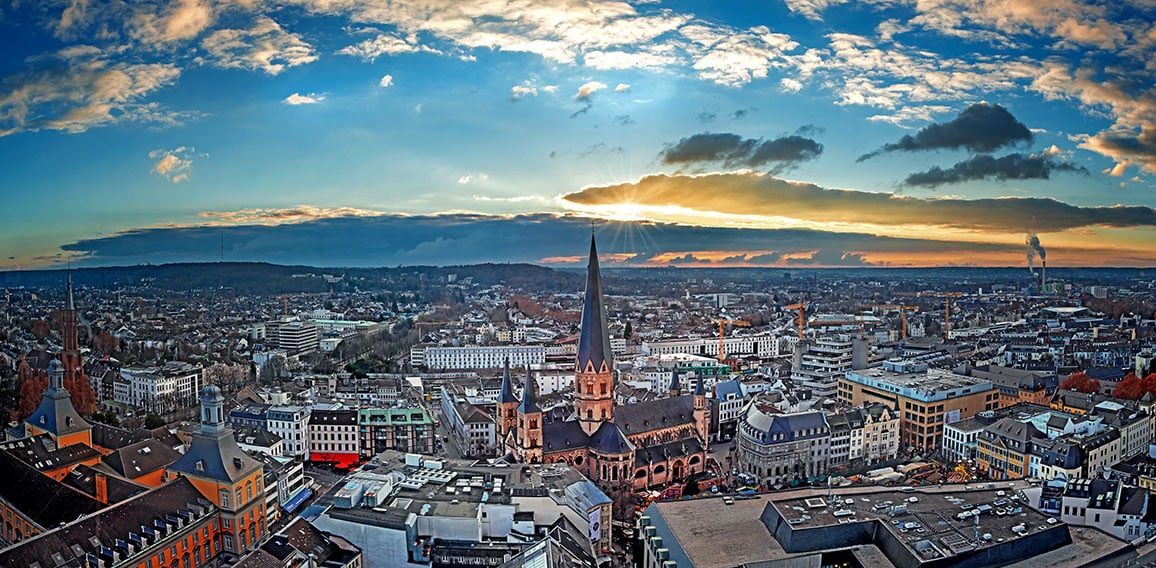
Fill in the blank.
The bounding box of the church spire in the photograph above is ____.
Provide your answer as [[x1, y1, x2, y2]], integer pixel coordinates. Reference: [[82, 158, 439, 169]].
[[669, 368, 681, 397], [498, 358, 518, 403], [576, 234, 612, 374], [517, 366, 540, 414], [66, 269, 75, 311]]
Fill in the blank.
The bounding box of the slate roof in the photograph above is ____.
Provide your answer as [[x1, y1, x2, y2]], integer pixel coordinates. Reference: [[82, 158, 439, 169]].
[[668, 369, 681, 393], [633, 437, 705, 467], [498, 358, 519, 404], [0, 477, 214, 568], [0, 434, 100, 473], [234, 425, 284, 448], [25, 359, 92, 438], [497, 514, 598, 568], [309, 409, 359, 425], [714, 378, 743, 400], [101, 438, 182, 480], [615, 396, 696, 437], [517, 366, 541, 414], [62, 463, 148, 504], [575, 235, 612, 374], [589, 421, 634, 455], [542, 420, 590, 454], [0, 449, 105, 530], [90, 422, 151, 452]]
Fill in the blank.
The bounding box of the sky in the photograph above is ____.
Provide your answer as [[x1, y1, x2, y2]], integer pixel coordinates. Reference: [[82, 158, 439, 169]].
[[2, 0, 1156, 270]]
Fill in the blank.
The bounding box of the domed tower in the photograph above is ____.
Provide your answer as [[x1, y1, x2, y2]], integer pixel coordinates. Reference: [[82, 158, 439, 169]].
[[516, 366, 543, 463], [496, 358, 519, 439], [25, 358, 91, 447], [694, 377, 710, 451], [575, 234, 615, 436]]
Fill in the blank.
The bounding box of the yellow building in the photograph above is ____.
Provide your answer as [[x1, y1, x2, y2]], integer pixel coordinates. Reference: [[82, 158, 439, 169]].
[[24, 359, 93, 449], [167, 385, 268, 555], [839, 359, 998, 454]]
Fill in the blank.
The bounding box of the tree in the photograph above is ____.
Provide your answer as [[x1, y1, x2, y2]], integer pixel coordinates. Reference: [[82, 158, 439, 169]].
[[1060, 371, 1101, 394], [63, 374, 98, 416], [1114, 372, 1144, 400], [682, 475, 700, 496], [31, 320, 51, 339], [92, 330, 120, 356], [14, 374, 48, 420], [624, 321, 633, 340], [144, 413, 166, 429]]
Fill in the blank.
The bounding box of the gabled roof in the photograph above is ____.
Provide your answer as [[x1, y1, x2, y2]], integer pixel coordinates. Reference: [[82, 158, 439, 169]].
[[1, 434, 100, 473], [168, 428, 263, 483], [0, 449, 105, 530], [62, 463, 148, 504], [102, 438, 183, 480], [90, 421, 151, 452], [616, 396, 696, 436], [542, 420, 589, 453], [575, 235, 613, 374]]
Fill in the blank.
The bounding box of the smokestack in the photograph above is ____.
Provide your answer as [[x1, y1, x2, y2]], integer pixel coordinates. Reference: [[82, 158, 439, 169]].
[[1042, 260, 1047, 294]]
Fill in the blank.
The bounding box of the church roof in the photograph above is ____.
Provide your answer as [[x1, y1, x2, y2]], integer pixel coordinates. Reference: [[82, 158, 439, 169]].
[[669, 369, 680, 393], [543, 419, 589, 453], [589, 422, 634, 455], [616, 396, 696, 437], [498, 358, 518, 403], [693, 376, 705, 396], [575, 235, 613, 374], [517, 366, 541, 414], [25, 359, 91, 438], [633, 437, 705, 467]]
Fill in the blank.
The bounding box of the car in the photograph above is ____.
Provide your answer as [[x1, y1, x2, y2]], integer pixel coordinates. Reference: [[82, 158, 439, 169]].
[[723, 496, 735, 505], [1047, 517, 1058, 524], [960, 504, 973, 510]]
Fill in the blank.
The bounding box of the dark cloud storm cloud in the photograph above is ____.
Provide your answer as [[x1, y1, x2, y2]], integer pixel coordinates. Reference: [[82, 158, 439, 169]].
[[660, 132, 823, 172], [903, 153, 1089, 188], [858, 103, 1033, 161]]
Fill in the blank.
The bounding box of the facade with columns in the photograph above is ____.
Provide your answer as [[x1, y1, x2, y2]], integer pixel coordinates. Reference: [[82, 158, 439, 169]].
[[500, 236, 710, 499]]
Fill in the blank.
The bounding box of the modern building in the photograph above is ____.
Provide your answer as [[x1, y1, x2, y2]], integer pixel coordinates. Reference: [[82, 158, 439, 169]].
[[118, 362, 202, 414], [643, 331, 783, 359], [841, 359, 998, 453], [358, 406, 436, 457], [267, 405, 310, 459], [792, 335, 868, 399]]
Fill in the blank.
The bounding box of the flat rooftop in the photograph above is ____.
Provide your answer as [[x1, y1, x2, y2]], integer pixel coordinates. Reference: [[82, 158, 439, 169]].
[[846, 367, 994, 402], [650, 495, 786, 568]]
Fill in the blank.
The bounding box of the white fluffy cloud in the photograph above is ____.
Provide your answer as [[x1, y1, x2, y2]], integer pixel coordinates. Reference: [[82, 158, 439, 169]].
[[149, 146, 196, 183], [379, 74, 394, 88], [201, 16, 318, 75], [575, 81, 608, 100], [337, 32, 441, 62], [283, 92, 324, 105]]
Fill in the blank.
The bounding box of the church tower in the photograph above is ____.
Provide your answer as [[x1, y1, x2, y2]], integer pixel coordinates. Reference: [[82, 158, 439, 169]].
[[668, 368, 681, 397], [61, 271, 82, 387], [25, 358, 92, 447], [694, 377, 710, 451], [496, 358, 519, 439], [516, 366, 542, 463], [575, 234, 615, 436]]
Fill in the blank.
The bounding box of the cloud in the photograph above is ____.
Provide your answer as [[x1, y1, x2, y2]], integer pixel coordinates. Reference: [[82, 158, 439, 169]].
[[283, 92, 323, 105], [902, 153, 1088, 188], [337, 32, 440, 62], [786, 249, 876, 266], [510, 81, 537, 100], [149, 146, 196, 183], [457, 173, 488, 185], [58, 212, 1034, 268], [201, 16, 318, 75], [561, 171, 1156, 233], [696, 112, 717, 123], [379, 74, 394, 88], [0, 57, 185, 137], [614, 83, 631, 92], [129, 0, 215, 45], [660, 132, 823, 172], [575, 81, 608, 101], [858, 103, 1033, 161]]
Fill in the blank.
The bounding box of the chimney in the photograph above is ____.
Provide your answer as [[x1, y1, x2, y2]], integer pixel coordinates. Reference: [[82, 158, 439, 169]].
[[95, 471, 109, 504], [1042, 260, 1047, 293]]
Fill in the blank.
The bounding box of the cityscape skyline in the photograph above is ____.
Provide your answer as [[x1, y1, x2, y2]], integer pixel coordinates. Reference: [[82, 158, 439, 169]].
[[3, 0, 1156, 269]]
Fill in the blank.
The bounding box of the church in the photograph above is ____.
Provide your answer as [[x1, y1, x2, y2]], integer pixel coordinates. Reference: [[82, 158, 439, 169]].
[[499, 235, 709, 496]]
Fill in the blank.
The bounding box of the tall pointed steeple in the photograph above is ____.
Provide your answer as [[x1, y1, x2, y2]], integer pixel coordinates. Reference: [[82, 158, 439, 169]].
[[669, 368, 682, 397], [576, 234, 612, 374], [61, 271, 81, 385], [574, 233, 616, 435], [517, 366, 540, 414], [498, 358, 518, 403]]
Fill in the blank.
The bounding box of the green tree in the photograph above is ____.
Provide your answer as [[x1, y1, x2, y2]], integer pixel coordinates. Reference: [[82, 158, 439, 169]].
[[144, 412, 166, 429], [682, 475, 700, 496]]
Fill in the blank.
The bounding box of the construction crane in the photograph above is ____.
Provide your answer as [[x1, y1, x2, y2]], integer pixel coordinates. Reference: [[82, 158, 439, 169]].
[[711, 318, 751, 363], [868, 304, 920, 340], [943, 292, 965, 341], [785, 303, 807, 339]]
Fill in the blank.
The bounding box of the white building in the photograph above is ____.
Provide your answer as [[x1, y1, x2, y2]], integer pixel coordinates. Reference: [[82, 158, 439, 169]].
[[421, 345, 546, 370], [791, 335, 867, 399], [643, 331, 782, 359], [117, 362, 201, 413], [268, 405, 311, 459]]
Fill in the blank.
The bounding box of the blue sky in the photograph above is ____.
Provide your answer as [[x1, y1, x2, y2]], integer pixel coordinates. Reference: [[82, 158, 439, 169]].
[[2, 0, 1155, 269]]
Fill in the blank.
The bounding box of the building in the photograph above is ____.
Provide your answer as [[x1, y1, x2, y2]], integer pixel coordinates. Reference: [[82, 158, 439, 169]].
[[267, 405, 310, 459], [0, 449, 105, 548], [861, 403, 900, 463], [0, 477, 222, 568], [235, 517, 362, 568], [118, 362, 202, 414], [643, 331, 783, 359], [309, 409, 361, 469], [735, 401, 829, 487], [712, 377, 746, 442], [792, 335, 867, 399], [501, 235, 710, 499], [958, 364, 1055, 408], [841, 359, 998, 453], [358, 406, 436, 457], [165, 385, 268, 555], [976, 418, 1048, 480], [943, 415, 989, 462], [24, 358, 93, 448], [421, 344, 546, 370]]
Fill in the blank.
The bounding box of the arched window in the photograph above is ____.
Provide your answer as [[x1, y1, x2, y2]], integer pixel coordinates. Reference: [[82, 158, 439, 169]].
[[600, 382, 607, 395], [586, 410, 593, 420], [601, 409, 607, 420]]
